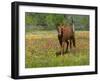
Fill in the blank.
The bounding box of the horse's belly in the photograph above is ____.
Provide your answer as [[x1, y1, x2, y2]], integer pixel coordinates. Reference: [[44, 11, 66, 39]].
[[63, 34, 72, 40]]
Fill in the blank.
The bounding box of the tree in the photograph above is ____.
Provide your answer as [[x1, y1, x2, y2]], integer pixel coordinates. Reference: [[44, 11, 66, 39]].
[[25, 12, 89, 31]]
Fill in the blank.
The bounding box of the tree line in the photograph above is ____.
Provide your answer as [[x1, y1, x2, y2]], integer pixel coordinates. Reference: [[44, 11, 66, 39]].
[[25, 12, 89, 32]]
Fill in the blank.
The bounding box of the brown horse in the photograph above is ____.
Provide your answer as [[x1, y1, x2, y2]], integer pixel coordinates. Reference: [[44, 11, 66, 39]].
[[57, 24, 76, 55]]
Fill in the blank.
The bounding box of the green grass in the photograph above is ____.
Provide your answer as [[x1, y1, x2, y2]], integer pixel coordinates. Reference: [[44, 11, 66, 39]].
[[25, 31, 89, 68]]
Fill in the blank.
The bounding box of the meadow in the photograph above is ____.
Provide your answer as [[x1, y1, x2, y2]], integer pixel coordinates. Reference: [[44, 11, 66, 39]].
[[25, 31, 89, 68]]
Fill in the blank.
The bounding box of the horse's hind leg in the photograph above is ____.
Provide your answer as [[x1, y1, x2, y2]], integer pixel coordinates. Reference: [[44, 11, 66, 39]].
[[70, 39, 72, 49]]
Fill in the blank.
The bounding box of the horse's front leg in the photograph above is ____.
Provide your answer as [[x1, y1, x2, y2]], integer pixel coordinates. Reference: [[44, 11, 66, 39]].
[[65, 40, 69, 53], [61, 41, 64, 55]]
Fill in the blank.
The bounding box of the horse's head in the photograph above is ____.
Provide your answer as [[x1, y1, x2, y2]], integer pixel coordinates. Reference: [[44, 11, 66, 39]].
[[57, 25, 63, 36]]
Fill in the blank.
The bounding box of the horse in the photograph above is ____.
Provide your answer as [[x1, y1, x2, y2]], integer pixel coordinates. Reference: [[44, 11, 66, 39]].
[[57, 23, 76, 55]]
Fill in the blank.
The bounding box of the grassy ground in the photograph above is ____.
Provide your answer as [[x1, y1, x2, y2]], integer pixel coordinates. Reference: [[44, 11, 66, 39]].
[[25, 31, 89, 68]]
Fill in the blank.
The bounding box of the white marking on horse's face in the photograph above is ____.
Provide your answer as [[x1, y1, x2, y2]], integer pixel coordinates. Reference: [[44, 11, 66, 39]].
[[57, 27, 62, 35]]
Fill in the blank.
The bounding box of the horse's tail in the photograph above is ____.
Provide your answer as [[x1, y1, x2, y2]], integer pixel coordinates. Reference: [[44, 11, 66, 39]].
[[72, 23, 75, 33], [72, 36, 76, 47], [71, 17, 76, 47], [71, 18, 75, 33]]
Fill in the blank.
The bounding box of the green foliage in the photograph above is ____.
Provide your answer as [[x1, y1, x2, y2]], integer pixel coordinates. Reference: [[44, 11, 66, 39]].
[[45, 14, 55, 29], [25, 13, 34, 25], [25, 12, 89, 32], [73, 16, 89, 30]]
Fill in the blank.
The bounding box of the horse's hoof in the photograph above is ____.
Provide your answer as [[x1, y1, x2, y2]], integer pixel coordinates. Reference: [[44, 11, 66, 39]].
[[65, 51, 69, 53], [56, 51, 61, 56]]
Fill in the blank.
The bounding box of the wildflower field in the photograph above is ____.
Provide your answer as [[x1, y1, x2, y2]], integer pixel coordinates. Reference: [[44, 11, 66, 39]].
[[25, 31, 89, 68]]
